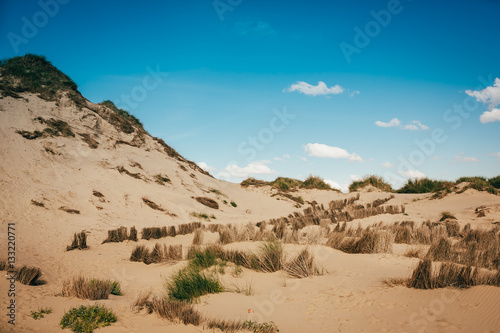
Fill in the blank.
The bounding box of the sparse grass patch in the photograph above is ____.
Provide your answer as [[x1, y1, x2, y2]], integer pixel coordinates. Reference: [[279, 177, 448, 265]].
[[154, 174, 170, 185], [60, 304, 117, 333], [190, 212, 215, 221], [31, 307, 52, 320]]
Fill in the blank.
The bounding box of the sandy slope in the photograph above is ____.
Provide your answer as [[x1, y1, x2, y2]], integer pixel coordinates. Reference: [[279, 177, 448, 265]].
[[0, 94, 499, 332]]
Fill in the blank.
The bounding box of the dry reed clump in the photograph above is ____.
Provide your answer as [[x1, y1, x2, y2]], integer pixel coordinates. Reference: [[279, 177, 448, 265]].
[[102, 226, 128, 243], [327, 229, 394, 254], [0, 259, 7, 271], [130, 244, 183, 265], [141, 223, 200, 241], [217, 224, 258, 245], [192, 229, 204, 245], [391, 259, 500, 290], [133, 293, 280, 332], [133, 293, 201, 325], [195, 197, 219, 210], [61, 276, 121, 300], [16, 266, 43, 285], [404, 247, 424, 258], [66, 231, 88, 251], [129, 226, 138, 241], [283, 249, 323, 278], [426, 237, 452, 261]]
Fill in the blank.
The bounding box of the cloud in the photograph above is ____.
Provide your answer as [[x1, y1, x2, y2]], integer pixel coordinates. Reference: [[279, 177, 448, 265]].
[[350, 174, 362, 181], [273, 154, 291, 161], [285, 81, 344, 96], [466, 78, 500, 123], [490, 152, 500, 160], [198, 162, 216, 172], [349, 90, 360, 97], [454, 154, 478, 163], [398, 169, 426, 179], [234, 20, 276, 37], [431, 155, 444, 160], [375, 118, 401, 128], [375, 118, 429, 130], [381, 161, 394, 168], [324, 179, 348, 193], [466, 78, 500, 109], [479, 108, 500, 123], [299, 156, 308, 162], [221, 161, 277, 179], [304, 143, 363, 162]]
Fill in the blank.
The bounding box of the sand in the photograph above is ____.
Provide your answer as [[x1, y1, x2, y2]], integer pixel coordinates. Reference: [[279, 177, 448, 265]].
[[0, 93, 499, 332]]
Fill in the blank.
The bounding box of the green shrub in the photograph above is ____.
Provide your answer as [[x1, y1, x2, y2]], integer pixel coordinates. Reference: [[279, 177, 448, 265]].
[[60, 305, 117, 333], [188, 247, 218, 270], [489, 175, 500, 189], [167, 268, 223, 301], [0, 54, 79, 102], [397, 178, 452, 193], [230, 201, 237, 207], [349, 175, 393, 192], [300, 175, 333, 190]]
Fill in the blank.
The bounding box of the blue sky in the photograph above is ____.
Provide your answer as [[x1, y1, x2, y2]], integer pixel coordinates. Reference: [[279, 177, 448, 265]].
[[1, 0, 499, 190]]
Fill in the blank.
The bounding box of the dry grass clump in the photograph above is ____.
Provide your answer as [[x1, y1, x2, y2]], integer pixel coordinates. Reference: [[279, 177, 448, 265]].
[[217, 223, 258, 245], [66, 231, 88, 251], [426, 237, 452, 261], [16, 266, 43, 285], [192, 229, 204, 245], [389, 259, 500, 289], [141, 223, 200, 240], [61, 276, 121, 300], [404, 247, 424, 258], [327, 229, 394, 254], [130, 244, 183, 265], [102, 226, 128, 243], [134, 293, 280, 332], [258, 240, 284, 273], [283, 249, 323, 278], [59, 206, 80, 214], [195, 197, 219, 209]]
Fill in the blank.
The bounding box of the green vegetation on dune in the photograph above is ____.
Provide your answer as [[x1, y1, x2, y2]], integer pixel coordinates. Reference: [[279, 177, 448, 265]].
[[241, 175, 338, 192], [0, 54, 82, 103], [348, 175, 393, 192]]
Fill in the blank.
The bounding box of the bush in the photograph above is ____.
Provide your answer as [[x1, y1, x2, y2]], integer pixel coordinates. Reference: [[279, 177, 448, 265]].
[[300, 175, 334, 190], [489, 175, 500, 189], [397, 178, 453, 194], [349, 175, 393, 192], [60, 305, 117, 333], [0, 54, 79, 101]]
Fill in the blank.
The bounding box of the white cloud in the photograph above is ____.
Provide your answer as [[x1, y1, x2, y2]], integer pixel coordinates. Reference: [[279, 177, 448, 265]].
[[304, 143, 363, 162], [466, 78, 500, 124], [431, 155, 444, 160], [376, 118, 429, 130], [349, 90, 360, 97], [222, 161, 277, 179], [299, 156, 308, 162], [285, 81, 344, 96], [324, 179, 348, 193], [381, 161, 394, 168], [490, 152, 500, 160], [198, 162, 216, 172], [375, 118, 401, 128], [273, 154, 291, 161], [350, 174, 362, 181], [479, 108, 500, 123], [466, 78, 500, 109], [398, 169, 426, 179], [454, 154, 478, 163]]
